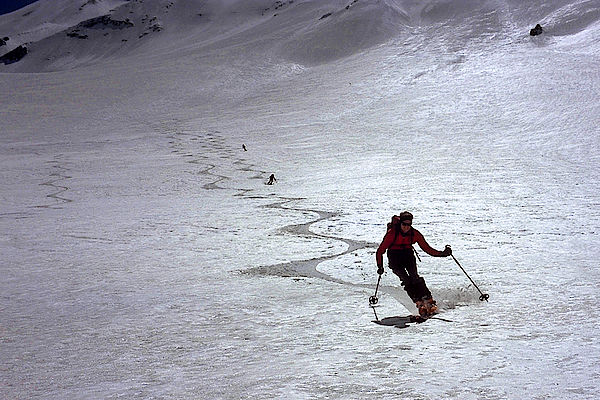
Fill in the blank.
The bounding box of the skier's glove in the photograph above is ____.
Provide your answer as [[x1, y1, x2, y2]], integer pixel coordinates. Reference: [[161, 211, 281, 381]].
[[441, 245, 452, 257], [377, 266, 385, 275]]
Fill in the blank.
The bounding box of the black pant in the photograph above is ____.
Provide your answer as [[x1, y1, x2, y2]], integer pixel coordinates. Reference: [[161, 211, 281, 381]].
[[387, 248, 432, 302]]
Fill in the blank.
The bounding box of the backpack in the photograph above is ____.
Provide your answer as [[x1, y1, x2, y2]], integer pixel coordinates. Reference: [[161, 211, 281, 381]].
[[387, 215, 402, 236]]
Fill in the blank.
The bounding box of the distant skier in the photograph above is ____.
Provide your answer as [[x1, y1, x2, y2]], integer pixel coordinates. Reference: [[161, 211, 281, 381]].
[[267, 174, 277, 185], [242, 144, 247, 151], [376, 211, 452, 317]]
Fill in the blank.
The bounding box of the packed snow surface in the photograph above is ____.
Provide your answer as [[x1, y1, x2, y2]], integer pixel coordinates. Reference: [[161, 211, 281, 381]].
[[1, 0, 599, 399]]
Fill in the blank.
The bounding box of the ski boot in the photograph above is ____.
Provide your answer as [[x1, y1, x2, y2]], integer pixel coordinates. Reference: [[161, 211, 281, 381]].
[[424, 297, 438, 316], [415, 299, 429, 317]]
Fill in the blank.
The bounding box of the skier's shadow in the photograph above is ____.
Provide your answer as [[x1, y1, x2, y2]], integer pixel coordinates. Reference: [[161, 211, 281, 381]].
[[373, 315, 414, 329], [371, 306, 418, 329], [371, 306, 451, 328]]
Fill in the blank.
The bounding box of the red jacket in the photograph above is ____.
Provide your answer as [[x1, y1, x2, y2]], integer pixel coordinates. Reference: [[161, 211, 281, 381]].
[[376, 227, 444, 267]]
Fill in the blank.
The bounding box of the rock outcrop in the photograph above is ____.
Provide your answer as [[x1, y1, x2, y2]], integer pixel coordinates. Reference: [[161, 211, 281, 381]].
[[0, 45, 27, 65], [530, 24, 543, 36]]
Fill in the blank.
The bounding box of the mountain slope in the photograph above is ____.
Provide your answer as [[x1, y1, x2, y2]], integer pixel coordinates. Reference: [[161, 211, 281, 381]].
[[1, 0, 599, 71]]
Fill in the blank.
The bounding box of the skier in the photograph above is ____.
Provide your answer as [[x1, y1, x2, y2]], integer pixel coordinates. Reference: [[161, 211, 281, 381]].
[[267, 174, 277, 185], [376, 211, 452, 317]]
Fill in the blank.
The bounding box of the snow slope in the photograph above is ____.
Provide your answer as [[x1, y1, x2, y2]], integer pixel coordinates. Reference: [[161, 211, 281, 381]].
[[1, 0, 600, 399]]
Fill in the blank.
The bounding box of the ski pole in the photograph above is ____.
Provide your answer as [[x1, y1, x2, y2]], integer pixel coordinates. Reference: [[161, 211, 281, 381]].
[[369, 275, 382, 306], [450, 254, 489, 302], [413, 247, 421, 262]]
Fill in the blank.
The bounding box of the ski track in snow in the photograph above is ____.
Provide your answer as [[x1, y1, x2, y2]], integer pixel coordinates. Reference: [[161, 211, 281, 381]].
[[249, 198, 377, 284], [34, 156, 73, 209], [162, 122, 382, 291]]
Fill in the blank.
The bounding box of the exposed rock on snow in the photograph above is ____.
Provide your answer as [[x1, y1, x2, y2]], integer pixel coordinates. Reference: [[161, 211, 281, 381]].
[[530, 23, 543, 36], [65, 15, 133, 40], [138, 15, 162, 38], [345, 0, 359, 10], [0, 44, 27, 64], [66, 30, 88, 39], [262, 1, 295, 16], [79, 15, 134, 29], [80, 0, 100, 11]]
